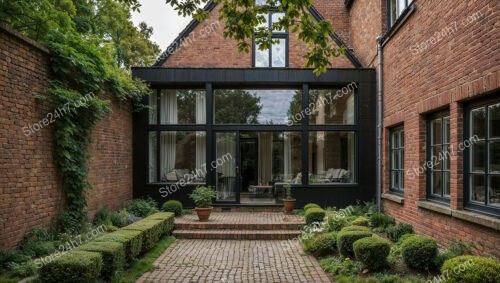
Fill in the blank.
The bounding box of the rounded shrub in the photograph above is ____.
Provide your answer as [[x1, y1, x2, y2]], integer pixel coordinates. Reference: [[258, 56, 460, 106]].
[[304, 203, 321, 211], [337, 230, 372, 258], [303, 232, 337, 256], [386, 222, 413, 242], [441, 255, 500, 283], [341, 226, 371, 233], [305, 208, 326, 225], [325, 212, 348, 232], [161, 200, 183, 216], [351, 217, 369, 227], [369, 212, 395, 229], [353, 236, 391, 270], [401, 235, 438, 270]]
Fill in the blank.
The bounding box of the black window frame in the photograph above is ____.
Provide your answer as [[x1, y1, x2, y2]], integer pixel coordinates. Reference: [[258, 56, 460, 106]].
[[389, 125, 405, 194], [252, 8, 289, 68], [387, 0, 413, 28], [426, 110, 451, 204], [464, 95, 500, 217]]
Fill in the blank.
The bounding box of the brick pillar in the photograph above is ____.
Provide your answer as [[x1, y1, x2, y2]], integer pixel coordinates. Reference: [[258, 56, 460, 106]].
[[450, 101, 464, 210]]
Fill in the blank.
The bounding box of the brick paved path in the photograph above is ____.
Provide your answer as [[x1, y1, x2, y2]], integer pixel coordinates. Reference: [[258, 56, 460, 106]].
[[137, 239, 331, 283]]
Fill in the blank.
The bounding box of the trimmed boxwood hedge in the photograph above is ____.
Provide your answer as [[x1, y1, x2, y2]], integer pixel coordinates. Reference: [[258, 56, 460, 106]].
[[145, 212, 175, 236], [353, 236, 391, 270], [303, 231, 337, 256], [305, 208, 326, 225], [304, 203, 321, 211], [337, 230, 372, 258], [401, 235, 438, 271], [122, 219, 165, 252], [161, 200, 183, 216], [39, 250, 102, 283], [386, 222, 413, 242], [76, 241, 125, 280], [351, 217, 369, 227], [95, 229, 143, 261], [441, 255, 500, 283], [341, 226, 371, 233]]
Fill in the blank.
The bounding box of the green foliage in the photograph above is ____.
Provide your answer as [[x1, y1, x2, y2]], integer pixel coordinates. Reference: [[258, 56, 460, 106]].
[[110, 209, 132, 228], [122, 220, 165, 252], [304, 208, 326, 225], [189, 186, 216, 208], [0, 249, 30, 274], [127, 198, 159, 217], [303, 232, 337, 257], [18, 228, 55, 257], [369, 212, 395, 230], [386, 223, 413, 242], [441, 256, 500, 283], [325, 211, 349, 232], [145, 212, 176, 236], [214, 89, 263, 124], [401, 235, 438, 271], [40, 250, 103, 283], [304, 203, 320, 211], [320, 256, 363, 277], [7, 261, 37, 277], [341, 226, 371, 233], [434, 239, 477, 268], [95, 230, 143, 262], [337, 230, 372, 258], [77, 241, 125, 280], [336, 274, 426, 283], [284, 183, 293, 199], [349, 201, 377, 217], [351, 217, 369, 227], [93, 206, 113, 227], [353, 236, 391, 270], [161, 200, 183, 216]]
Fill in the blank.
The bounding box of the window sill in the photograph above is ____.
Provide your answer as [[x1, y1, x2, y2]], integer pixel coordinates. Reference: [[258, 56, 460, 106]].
[[381, 3, 416, 47], [382, 193, 404, 204], [417, 201, 500, 231]]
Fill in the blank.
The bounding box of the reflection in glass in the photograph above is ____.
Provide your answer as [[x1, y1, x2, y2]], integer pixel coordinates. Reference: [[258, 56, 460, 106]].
[[149, 92, 157, 124], [255, 43, 269, 67], [490, 141, 500, 173], [309, 89, 355, 125], [471, 174, 485, 202], [160, 89, 206, 124], [489, 176, 500, 206], [489, 103, 500, 138], [471, 142, 485, 172], [149, 132, 157, 182], [308, 132, 355, 184], [272, 38, 286, 67], [272, 12, 285, 32], [390, 127, 404, 191], [471, 107, 486, 139], [216, 132, 237, 201]]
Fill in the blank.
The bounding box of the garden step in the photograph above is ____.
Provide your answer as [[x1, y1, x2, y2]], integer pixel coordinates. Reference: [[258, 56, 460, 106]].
[[175, 222, 305, 230], [173, 229, 302, 240]]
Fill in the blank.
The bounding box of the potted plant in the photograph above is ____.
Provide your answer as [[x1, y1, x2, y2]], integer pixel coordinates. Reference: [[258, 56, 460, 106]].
[[189, 186, 216, 221], [283, 183, 296, 212]]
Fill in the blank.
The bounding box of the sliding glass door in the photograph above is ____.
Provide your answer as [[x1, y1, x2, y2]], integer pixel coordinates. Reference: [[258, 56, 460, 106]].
[[215, 132, 240, 202]]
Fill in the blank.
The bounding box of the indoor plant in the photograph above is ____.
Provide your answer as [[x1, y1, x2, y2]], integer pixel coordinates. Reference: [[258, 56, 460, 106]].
[[283, 183, 296, 212], [189, 186, 216, 221]]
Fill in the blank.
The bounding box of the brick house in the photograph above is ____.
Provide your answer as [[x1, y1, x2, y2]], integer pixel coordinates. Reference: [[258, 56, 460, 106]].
[[132, 0, 499, 256]]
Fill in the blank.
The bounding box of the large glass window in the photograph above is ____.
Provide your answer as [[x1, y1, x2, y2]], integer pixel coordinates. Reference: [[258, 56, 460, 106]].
[[149, 89, 206, 124], [427, 113, 450, 201], [309, 88, 355, 125], [388, 0, 413, 27], [308, 132, 355, 184], [214, 89, 300, 124], [468, 101, 500, 211], [254, 10, 287, 67], [390, 126, 404, 192]]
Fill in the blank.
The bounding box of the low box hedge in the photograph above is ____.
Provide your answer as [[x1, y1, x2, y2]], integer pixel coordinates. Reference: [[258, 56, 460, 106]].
[[122, 219, 164, 252], [95, 229, 143, 261], [351, 217, 369, 227], [441, 255, 500, 283], [401, 235, 438, 271], [76, 241, 125, 280], [303, 231, 337, 257], [353, 236, 391, 270], [39, 250, 102, 283], [337, 230, 372, 258], [304, 203, 321, 211], [340, 226, 371, 233], [305, 208, 326, 225], [146, 212, 175, 236]]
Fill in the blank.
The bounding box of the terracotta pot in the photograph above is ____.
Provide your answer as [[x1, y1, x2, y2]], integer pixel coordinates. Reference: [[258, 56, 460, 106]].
[[194, 207, 213, 221], [283, 199, 296, 212]]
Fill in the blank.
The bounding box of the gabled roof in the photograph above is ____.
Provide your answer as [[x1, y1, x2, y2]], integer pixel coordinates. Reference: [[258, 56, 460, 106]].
[[154, 1, 363, 68]]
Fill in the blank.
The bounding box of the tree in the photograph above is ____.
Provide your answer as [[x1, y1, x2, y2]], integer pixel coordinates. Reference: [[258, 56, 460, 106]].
[[118, 0, 346, 75], [214, 90, 262, 124]]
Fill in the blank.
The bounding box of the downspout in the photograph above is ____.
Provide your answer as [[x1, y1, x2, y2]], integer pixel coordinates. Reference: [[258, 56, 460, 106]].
[[376, 35, 384, 212]]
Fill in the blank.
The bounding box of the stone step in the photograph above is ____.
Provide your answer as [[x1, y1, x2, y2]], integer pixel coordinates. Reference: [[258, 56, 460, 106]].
[[175, 222, 305, 230], [213, 206, 284, 212], [173, 229, 302, 240]]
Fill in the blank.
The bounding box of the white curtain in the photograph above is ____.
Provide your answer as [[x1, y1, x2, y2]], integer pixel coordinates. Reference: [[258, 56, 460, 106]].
[[148, 132, 157, 182], [258, 132, 273, 184], [343, 92, 354, 124], [316, 131, 325, 174], [283, 132, 292, 181], [195, 92, 206, 172], [160, 90, 177, 178], [216, 133, 236, 199]]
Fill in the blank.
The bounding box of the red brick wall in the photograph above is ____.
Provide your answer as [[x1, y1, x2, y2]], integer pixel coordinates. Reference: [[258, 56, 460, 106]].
[[0, 25, 133, 249], [374, 0, 499, 256], [162, 2, 354, 68]]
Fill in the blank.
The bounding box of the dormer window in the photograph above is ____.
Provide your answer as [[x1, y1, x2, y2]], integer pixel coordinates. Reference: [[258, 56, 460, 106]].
[[253, 10, 288, 68]]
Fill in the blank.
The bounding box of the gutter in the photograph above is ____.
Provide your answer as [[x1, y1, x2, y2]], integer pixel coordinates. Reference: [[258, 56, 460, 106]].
[[376, 35, 384, 212]]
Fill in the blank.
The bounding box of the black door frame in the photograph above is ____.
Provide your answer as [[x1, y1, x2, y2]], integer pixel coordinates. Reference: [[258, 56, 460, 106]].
[[213, 130, 241, 204]]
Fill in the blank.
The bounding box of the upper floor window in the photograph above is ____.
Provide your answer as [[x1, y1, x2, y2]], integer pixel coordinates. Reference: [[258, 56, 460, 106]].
[[427, 112, 450, 202], [390, 126, 405, 193], [253, 10, 288, 67], [466, 98, 500, 216], [388, 0, 413, 27]]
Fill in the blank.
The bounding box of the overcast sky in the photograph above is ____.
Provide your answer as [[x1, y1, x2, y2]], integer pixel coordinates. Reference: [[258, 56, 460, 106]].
[[131, 0, 193, 51]]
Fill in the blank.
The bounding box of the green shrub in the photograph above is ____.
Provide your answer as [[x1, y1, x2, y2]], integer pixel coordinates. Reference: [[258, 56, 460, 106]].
[[351, 217, 369, 227], [39, 250, 102, 283], [369, 212, 395, 230], [337, 230, 372, 258], [8, 261, 37, 277], [320, 256, 363, 277], [93, 206, 112, 227], [434, 239, 476, 268], [146, 212, 175, 236], [336, 274, 426, 283], [350, 201, 377, 217], [401, 235, 438, 271], [305, 208, 326, 225], [110, 209, 132, 227], [95, 230, 143, 261], [0, 249, 30, 273], [127, 197, 159, 218], [304, 203, 321, 211], [161, 200, 183, 216], [386, 222, 413, 242], [122, 219, 164, 252], [303, 232, 337, 256], [341, 226, 371, 233], [76, 241, 125, 280], [353, 236, 391, 270], [325, 211, 349, 231], [441, 255, 500, 283], [18, 228, 54, 257]]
